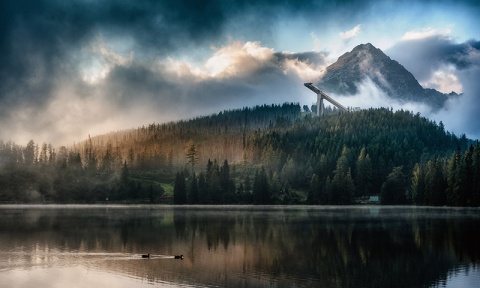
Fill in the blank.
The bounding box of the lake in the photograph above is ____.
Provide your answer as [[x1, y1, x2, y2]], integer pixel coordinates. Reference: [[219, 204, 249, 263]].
[[0, 205, 479, 288]]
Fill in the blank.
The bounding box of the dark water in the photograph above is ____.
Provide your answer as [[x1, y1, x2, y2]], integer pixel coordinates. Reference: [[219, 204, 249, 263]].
[[0, 205, 479, 288]]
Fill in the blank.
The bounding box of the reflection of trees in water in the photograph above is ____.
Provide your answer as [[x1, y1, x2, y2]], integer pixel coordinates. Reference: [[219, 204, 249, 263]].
[[180, 208, 480, 287], [0, 208, 175, 253], [1, 207, 479, 287]]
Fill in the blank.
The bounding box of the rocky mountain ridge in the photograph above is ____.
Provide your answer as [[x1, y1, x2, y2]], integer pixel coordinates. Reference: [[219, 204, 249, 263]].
[[318, 43, 455, 110]]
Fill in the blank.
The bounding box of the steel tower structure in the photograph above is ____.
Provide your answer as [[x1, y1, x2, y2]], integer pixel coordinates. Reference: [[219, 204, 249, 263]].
[[304, 83, 348, 116]]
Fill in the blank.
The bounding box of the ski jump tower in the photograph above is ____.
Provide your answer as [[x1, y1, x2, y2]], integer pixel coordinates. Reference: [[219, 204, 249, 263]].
[[304, 83, 348, 116]]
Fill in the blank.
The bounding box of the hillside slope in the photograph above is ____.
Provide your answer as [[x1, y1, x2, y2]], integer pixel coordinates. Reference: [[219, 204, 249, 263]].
[[0, 104, 477, 205]]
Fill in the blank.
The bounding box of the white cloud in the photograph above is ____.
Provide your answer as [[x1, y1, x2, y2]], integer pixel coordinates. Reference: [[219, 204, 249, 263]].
[[204, 41, 275, 78], [165, 41, 327, 82], [164, 58, 208, 80], [421, 66, 463, 94], [428, 66, 480, 140], [401, 27, 452, 41], [339, 24, 361, 40], [330, 77, 432, 114], [162, 41, 278, 80], [282, 58, 325, 82]]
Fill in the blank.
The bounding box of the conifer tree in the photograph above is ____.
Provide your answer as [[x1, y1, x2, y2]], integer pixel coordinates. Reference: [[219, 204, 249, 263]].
[[411, 163, 426, 205], [308, 173, 321, 204], [464, 145, 474, 206], [24, 140, 35, 165], [220, 160, 235, 203], [446, 148, 462, 205], [381, 166, 408, 204], [174, 171, 187, 204], [472, 142, 480, 206], [197, 172, 207, 203], [355, 147, 373, 197], [253, 167, 270, 204], [185, 141, 198, 173], [331, 148, 355, 204], [188, 173, 199, 204], [120, 160, 130, 189]]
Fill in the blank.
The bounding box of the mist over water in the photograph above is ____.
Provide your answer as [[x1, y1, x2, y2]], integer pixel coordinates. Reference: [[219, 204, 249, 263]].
[[0, 205, 479, 288]]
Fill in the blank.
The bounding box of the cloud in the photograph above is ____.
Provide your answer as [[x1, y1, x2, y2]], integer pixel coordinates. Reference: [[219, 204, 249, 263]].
[[331, 78, 432, 115], [428, 66, 480, 140], [0, 40, 326, 145], [387, 36, 480, 84], [322, 70, 479, 140], [387, 36, 480, 139], [421, 67, 463, 94], [0, 0, 479, 145], [340, 24, 361, 40], [401, 27, 452, 41], [204, 42, 275, 78]]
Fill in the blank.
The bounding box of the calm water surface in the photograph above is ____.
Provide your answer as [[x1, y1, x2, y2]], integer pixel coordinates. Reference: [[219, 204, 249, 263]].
[[0, 205, 479, 288]]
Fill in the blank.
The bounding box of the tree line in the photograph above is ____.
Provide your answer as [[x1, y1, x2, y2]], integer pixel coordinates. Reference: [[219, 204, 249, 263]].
[[0, 138, 165, 203], [171, 106, 477, 206], [1, 103, 478, 205]]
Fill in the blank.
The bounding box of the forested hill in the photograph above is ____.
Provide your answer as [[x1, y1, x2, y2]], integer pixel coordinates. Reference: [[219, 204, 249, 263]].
[[0, 103, 478, 206], [79, 103, 302, 167]]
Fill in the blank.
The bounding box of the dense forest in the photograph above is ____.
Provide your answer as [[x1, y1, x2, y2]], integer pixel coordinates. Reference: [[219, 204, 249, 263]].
[[0, 103, 478, 206]]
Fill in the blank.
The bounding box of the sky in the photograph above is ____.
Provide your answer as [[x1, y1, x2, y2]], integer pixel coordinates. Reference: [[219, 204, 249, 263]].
[[0, 0, 479, 146]]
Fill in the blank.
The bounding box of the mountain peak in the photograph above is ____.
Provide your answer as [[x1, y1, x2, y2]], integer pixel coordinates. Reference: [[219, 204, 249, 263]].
[[318, 43, 447, 109], [330, 43, 391, 74], [353, 42, 377, 52]]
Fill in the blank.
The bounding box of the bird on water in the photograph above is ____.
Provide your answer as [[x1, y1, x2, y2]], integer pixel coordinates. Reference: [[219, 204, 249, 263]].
[[141, 254, 183, 259]]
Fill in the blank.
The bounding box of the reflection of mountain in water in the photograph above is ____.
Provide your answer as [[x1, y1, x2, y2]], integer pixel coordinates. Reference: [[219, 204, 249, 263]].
[[1, 206, 479, 287]]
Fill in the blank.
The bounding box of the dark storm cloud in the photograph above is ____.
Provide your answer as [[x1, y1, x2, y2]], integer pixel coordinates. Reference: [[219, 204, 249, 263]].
[[98, 51, 304, 120], [0, 0, 338, 144], [0, 1, 283, 100], [0, 0, 232, 110], [0, 0, 400, 107], [387, 36, 480, 83], [1, 0, 479, 144]]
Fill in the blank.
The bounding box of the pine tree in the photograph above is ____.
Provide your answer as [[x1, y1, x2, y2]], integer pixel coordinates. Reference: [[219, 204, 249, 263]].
[[464, 145, 474, 206], [128, 146, 135, 167], [185, 141, 198, 173], [472, 142, 480, 206], [24, 140, 35, 165], [120, 160, 130, 189], [446, 148, 462, 206], [174, 171, 187, 204], [308, 173, 321, 204], [355, 147, 373, 197], [120, 160, 130, 202], [381, 166, 408, 205], [197, 172, 207, 204], [331, 148, 355, 204], [425, 158, 447, 206], [220, 160, 235, 203], [187, 173, 199, 204], [253, 167, 270, 204], [207, 160, 221, 203], [411, 163, 426, 205]]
